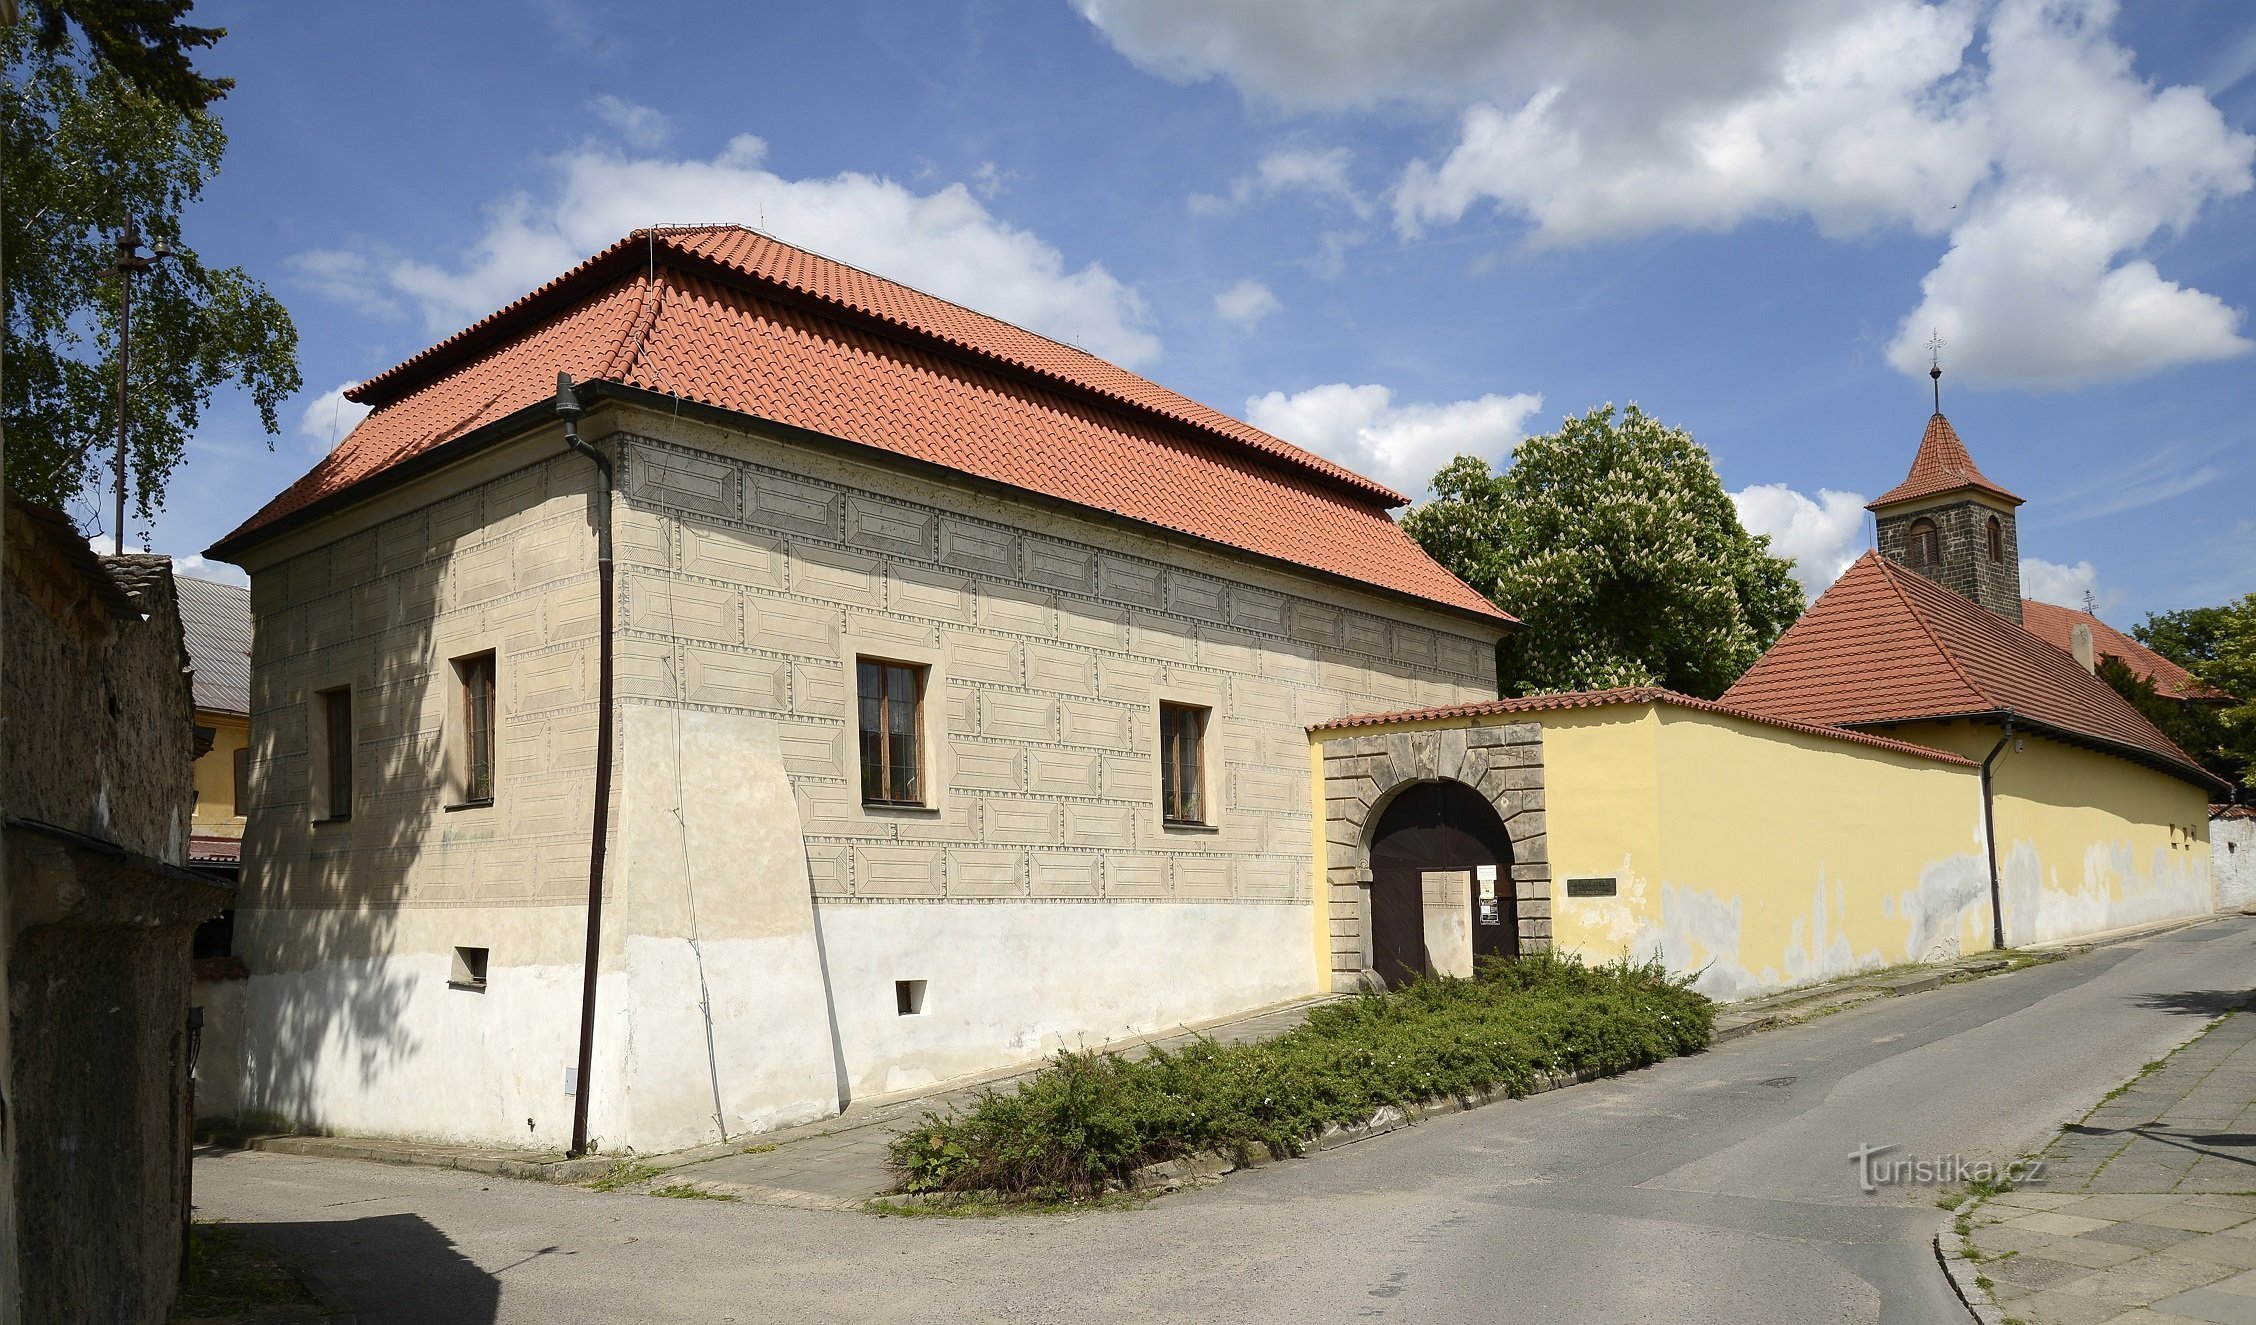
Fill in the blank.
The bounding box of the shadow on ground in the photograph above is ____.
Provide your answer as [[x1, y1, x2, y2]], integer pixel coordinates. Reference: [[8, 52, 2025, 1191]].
[[2129, 989, 2253, 1017], [227, 1213, 498, 1324]]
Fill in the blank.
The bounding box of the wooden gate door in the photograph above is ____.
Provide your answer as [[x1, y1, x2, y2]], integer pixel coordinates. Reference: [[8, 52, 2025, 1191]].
[[1366, 781, 1516, 987]]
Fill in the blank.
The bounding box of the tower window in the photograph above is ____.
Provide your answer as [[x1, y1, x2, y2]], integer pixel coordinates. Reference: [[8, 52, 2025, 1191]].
[[1987, 515, 2003, 564], [1907, 518, 1940, 567]]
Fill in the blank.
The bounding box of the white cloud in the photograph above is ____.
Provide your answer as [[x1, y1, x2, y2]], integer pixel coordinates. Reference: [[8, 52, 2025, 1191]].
[[300, 134, 1162, 368], [591, 94, 671, 149], [296, 382, 373, 450], [1190, 146, 1369, 217], [1213, 277, 1281, 327], [2020, 556, 2115, 612], [1730, 483, 1868, 600], [1086, 0, 2256, 389], [1245, 382, 1542, 494], [285, 249, 401, 319]]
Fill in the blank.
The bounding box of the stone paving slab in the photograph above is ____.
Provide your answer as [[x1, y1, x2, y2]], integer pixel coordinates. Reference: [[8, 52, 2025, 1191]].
[[1953, 1002, 2256, 1324]]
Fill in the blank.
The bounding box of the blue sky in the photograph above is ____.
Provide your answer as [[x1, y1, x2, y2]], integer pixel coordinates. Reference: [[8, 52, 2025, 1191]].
[[134, 0, 2255, 624]]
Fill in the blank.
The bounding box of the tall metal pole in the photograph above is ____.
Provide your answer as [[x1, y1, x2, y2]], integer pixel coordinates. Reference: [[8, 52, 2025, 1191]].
[[114, 224, 132, 545], [109, 219, 167, 550]]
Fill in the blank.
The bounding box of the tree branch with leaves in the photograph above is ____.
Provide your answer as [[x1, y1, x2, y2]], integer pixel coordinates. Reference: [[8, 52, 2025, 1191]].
[[3, 2, 297, 537], [1403, 403, 1804, 700]]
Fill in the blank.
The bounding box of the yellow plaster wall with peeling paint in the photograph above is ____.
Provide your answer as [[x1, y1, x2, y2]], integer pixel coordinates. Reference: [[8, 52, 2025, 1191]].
[[1891, 723, 2212, 946], [1544, 704, 1992, 1001]]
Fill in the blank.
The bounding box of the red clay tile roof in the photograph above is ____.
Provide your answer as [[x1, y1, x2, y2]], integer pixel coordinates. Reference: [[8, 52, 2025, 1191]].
[[2214, 803, 2254, 820], [1722, 552, 2221, 790], [1867, 413, 2023, 510], [187, 834, 242, 865], [1311, 684, 1978, 766], [2019, 599, 2232, 703], [216, 227, 1505, 623]]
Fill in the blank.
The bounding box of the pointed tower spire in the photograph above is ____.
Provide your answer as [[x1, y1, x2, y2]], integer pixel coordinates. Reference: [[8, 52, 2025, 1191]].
[[1868, 381, 2026, 623], [1928, 329, 1944, 414]]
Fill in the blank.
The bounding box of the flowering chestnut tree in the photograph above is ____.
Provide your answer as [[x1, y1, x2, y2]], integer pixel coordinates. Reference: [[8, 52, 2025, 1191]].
[[1403, 403, 1803, 699]]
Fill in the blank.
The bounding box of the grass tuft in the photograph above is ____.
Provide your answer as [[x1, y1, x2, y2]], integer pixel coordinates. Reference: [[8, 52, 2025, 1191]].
[[584, 1161, 662, 1192], [651, 1182, 738, 1201], [889, 951, 1711, 1201]]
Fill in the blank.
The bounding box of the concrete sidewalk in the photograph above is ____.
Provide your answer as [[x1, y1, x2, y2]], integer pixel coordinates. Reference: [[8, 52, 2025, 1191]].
[[1951, 998, 2256, 1325]]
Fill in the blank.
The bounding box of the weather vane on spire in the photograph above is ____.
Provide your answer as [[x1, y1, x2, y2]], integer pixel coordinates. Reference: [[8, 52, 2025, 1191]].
[[1927, 329, 1946, 414]]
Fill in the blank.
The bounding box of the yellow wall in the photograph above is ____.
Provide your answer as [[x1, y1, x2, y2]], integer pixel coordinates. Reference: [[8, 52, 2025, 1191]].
[[1544, 704, 1991, 1000], [1892, 723, 2212, 945], [192, 710, 250, 838]]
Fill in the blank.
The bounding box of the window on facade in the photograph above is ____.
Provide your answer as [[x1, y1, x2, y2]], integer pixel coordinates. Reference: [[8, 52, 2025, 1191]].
[[455, 651, 497, 805], [320, 687, 354, 820], [1907, 518, 1941, 567], [1160, 702, 1208, 826], [856, 658, 926, 806], [1987, 515, 2004, 564], [232, 746, 250, 816]]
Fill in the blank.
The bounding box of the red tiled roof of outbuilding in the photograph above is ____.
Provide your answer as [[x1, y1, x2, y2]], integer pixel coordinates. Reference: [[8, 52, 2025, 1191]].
[[1722, 552, 2221, 791], [1310, 685, 1978, 766], [214, 227, 1506, 624], [2018, 599, 2231, 702], [1866, 413, 2023, 510]]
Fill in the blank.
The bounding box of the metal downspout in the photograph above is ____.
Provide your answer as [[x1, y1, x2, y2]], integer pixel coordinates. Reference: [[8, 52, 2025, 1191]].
[[1980, 711, 2015, 953], [557, 374, 613, 1159]]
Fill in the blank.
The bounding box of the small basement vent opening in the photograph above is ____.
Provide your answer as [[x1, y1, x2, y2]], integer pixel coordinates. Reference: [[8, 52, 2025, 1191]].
[[450, 946, 489, 991], [895, 979, 926, 1016]]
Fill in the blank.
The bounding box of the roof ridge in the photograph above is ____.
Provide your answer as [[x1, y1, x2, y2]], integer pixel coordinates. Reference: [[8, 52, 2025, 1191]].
[[346, 225, 1403, 508], [1872, 554, 1993, 712]]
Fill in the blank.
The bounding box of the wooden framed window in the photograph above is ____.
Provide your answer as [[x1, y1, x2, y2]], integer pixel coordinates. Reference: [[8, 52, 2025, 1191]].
[[1907, 517, 1941, 567], [320, 687, 354, 821], [455, 651, 497, 805], [856, 658, 926, 806], [231, 746, 250, 816], [1986, 515, 2004, 564], [1160, 702, 1208, 826]]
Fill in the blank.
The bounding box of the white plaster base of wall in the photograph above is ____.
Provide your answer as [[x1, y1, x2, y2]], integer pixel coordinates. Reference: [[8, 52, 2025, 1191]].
[[813, 900, 1317, 1103], [225, 954, 614, 1151], [2002, 840, 2213, 948]]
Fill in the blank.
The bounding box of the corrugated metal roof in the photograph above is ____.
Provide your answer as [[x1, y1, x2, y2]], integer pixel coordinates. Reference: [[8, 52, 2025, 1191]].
[[175, 575, 251, 716]]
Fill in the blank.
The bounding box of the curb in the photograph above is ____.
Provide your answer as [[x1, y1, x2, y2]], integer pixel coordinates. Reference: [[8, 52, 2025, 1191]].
[[1934, 1207, 2006, 1324], [1123, 1066, 1605, 1194], [201, 1132, 618, 1184]]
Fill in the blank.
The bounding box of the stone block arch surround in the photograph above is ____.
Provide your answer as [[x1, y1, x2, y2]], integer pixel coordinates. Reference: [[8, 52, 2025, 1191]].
[[1319, 723, 1551, 991]]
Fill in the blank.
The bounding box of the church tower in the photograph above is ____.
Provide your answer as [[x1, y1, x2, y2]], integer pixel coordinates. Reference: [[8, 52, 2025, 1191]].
[[1869, 363, 2025, 623]]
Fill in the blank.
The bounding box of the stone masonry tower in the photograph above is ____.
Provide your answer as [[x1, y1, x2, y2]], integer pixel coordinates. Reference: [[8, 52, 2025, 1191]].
[[1869, 405, 2025, 623]]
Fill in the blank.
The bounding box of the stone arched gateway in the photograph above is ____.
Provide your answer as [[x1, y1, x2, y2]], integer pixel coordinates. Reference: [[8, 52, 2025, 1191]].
[[1319, 723, 1551, 991]]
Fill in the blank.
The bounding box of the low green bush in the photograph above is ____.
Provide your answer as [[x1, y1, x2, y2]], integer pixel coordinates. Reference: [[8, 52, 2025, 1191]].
[[890, 951, 1710, 1200]]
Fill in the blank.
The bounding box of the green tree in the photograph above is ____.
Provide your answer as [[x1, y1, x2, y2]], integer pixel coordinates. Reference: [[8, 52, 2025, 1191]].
[[1403, 403, 1804, 699], [2130, 594, 2256, 796], [2095, 656, 2245, 796], [2, 5, 297, 534]]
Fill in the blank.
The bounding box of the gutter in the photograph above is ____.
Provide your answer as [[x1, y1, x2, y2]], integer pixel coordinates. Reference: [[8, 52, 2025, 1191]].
[[556, 374, 614, 1159], [1979, 710, 2014, 953]]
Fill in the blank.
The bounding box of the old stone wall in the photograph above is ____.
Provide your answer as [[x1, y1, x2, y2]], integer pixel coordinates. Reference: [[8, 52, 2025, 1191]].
[[2217, 814, 2255, 912], [4, 519, 219, 1324], [1319, 724, 1551, 989], [1876, 496, 2022, 623]]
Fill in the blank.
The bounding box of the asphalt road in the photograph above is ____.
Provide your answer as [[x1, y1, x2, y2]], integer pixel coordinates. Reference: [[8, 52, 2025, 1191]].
[[194, 914, 2256, 1324]]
